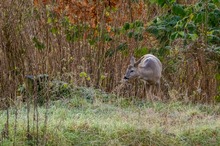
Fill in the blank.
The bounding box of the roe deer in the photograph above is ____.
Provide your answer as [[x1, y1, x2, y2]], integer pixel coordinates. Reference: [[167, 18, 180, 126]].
[[123, 54, 162, 100]]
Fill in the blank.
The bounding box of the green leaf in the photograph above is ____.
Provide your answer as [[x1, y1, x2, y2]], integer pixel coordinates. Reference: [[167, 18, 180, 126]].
[[62, 83, 68, 89], [216, 74, 220, 80], [208, 35, 220, 44], [214, 9, 220, 17], [47, 17, 52, 24], [211, 29, 220, 35], [146, 26, 159, 36], [149, 0, 157, 4], [134, 32, 143, 41], [66, 34, 72, 42], [133, 20, 144, 28], [134, 47, 148, 57], [213, 0, 220, 6], [62, 16, 70, 27], [89, 39, 96, 46], [167, 15, 181, 26], [157, 0, 166, 7], [65, 30, 79, 42], [128, 31, 134, 38], [116, 43, 128, 51], [86, 77, 91, 81], [32, 37, 45, 50], [214, 95, 220, 102], [186, 23, 196, 33], [51, 27, 58, 34], [170, 32, 178, 40], [104, 34, 112, 42], [214, 47, 220, 53], [158, 46, 170, 56], [172, 4, 186, 17], [178, 31, 184, 37], [136, 27, 145, 33], [105, 49, 115, 57], [195, 12, 205, 23], [208, 3, 216, 10], [123, 22, 130, 30], [189, 34, 198, 41], [209, 10, 220, 27], [79, 72, 87, 78]]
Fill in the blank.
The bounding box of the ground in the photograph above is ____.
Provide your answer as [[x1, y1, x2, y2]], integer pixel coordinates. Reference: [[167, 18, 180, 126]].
[[0, 87, 220, 146]]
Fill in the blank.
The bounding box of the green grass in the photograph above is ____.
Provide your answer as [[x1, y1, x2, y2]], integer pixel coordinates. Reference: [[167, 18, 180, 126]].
[[1, 87, 220, 146]]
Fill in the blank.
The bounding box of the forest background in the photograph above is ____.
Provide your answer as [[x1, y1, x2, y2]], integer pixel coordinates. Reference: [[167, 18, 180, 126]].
[[1, 0, 220, 106]]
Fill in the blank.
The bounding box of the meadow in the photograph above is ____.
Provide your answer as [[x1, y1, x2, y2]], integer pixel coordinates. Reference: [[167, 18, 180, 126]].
[[1, 86, 220, 146]]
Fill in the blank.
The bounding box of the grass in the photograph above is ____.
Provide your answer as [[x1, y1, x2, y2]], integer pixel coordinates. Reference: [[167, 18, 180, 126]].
[[0, 87, 220, 146]]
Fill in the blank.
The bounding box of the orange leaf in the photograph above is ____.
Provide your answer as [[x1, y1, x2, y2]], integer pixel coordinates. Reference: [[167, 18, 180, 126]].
[[106, 25, 111, 33], [81, 0, 88, 6], [105, 16, 112, 23], [34, 0, 39, 6]]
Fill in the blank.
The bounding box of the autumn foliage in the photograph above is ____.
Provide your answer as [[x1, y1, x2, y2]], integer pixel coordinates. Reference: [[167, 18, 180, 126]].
[[0, 0, 220, 108], [33, 0, 147, 27]]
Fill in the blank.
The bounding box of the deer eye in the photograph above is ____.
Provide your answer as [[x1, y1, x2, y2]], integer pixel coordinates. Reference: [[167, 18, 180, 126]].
[[130, 70, 134, 73]]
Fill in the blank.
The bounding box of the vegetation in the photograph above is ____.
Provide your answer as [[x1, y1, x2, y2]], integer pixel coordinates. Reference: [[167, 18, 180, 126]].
[[1, 0, 219, 104], [0, 0, 220, 145], [1, 87, 220, 145]]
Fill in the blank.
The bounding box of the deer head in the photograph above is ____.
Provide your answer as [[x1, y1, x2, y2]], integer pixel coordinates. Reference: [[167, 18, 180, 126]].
[[123, 56, 139, 81]]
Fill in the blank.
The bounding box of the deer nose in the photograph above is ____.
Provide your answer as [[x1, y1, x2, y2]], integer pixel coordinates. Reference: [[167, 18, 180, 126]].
[[124, 76, 129, 80]]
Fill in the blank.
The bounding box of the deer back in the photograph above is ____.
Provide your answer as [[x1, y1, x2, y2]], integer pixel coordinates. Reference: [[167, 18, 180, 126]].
[[136, 54, 162, 84]]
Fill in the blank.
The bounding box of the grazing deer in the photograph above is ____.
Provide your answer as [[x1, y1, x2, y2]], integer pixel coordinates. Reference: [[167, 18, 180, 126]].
[[123, 54, 162, 100]]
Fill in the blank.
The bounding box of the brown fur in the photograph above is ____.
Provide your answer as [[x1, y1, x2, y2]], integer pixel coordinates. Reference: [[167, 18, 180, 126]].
[[123, 54, 162, 100]]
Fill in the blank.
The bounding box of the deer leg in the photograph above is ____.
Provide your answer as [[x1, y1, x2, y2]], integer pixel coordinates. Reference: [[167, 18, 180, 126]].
[[142, 80, 147, 99], [145, 82, 151, 101], [149, 85, 153, 101], [143, 83, 146, 99], [155, 82, 161, 101], [143, 80, 148, 100], [150, 84, 161, 101]]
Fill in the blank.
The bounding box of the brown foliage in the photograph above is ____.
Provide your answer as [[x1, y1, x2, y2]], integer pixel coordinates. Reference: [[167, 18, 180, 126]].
[[0, 0, 219, 107], [34, 0, 121, 27]]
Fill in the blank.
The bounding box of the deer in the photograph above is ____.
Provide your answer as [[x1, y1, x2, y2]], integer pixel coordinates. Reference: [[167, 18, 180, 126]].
[[123, 54, 162, 100]]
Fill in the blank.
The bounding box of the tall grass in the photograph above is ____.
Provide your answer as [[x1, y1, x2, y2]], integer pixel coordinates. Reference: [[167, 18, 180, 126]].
[[1, 0, 219, 105]]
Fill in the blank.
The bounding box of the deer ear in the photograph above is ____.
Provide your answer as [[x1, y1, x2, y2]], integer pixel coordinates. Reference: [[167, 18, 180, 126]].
[[130, 56, 135, 66]]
